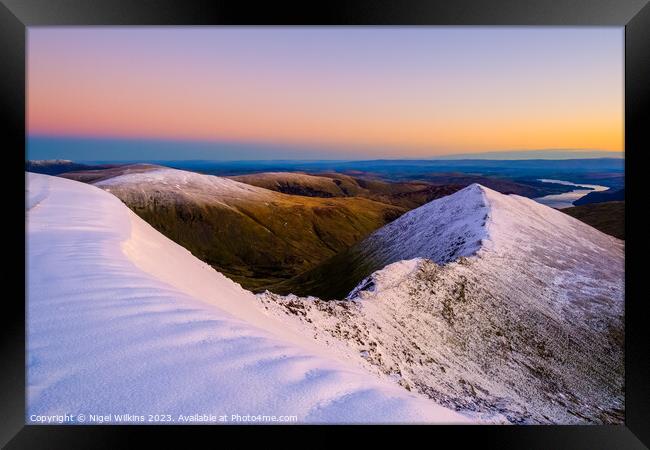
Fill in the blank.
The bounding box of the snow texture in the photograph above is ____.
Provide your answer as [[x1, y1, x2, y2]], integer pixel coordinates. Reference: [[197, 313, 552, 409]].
[[345, 183, 489, 271]]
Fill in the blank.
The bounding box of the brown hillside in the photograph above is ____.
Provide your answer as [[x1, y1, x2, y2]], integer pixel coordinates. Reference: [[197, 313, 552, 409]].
[[561, 201, 624, 240], [231, 171, 463, 209], [77, 166, 407, 291]]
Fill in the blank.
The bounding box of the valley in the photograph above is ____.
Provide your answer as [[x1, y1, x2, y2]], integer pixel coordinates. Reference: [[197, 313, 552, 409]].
[[57, 162, 625, 296]]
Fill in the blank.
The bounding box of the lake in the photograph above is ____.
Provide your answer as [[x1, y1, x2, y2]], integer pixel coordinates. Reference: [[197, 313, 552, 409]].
[[533, 179, 609, 209]]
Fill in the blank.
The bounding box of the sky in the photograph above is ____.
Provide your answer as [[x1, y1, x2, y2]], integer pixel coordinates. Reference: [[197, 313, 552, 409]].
[[27, 27, 624, 161]]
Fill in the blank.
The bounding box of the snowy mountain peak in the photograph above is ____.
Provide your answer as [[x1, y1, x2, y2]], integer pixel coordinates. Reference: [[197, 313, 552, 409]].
[[358, 181, 490, 267], [462, 182, 488, 192], [345, 179, 623, 300], [359, 178, 621, 266], [303, 183, 624, 424]]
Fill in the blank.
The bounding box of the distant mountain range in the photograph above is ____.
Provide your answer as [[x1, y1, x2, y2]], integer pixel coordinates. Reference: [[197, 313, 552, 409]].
[[25, 159, 116, 175], [30, 157, 623, 187], [163, 158, 624, 186], [432, 150, 624, 160]]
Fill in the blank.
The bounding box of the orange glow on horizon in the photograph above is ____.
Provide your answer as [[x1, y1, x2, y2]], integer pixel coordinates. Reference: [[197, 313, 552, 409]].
[[27, 27, 624, 156]]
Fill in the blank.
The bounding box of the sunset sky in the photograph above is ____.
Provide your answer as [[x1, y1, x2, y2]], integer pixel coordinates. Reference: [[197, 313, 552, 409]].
[[27, 27, 624, 160]]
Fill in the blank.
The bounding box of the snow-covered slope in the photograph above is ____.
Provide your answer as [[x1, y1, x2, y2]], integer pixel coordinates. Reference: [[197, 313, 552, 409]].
[[259, 184, 625, 424], [344, 182, 623, 275], [348, 183, 624, 301], [356, 183, 490, 266], [95, 166, 276, 202], [26, 173, 470, 424]]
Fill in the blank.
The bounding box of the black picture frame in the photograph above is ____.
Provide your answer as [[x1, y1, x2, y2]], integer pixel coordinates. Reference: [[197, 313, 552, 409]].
[[3, 0, 648, 447]]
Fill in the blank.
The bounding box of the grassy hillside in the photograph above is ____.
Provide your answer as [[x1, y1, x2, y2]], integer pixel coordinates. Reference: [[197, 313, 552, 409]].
[[231, 171, 463, 209], [230, 172, 354, 197], [129, 193, 404, 291], [71, 167, 407, 291], [267, 244, 384, 299], [561, 201, 624, 240]]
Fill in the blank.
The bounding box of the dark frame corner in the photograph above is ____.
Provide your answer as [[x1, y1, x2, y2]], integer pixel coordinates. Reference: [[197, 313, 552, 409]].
[[3, 0, 649, 448]]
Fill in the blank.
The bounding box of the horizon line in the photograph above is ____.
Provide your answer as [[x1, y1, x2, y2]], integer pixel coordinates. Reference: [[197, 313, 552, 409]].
[[27, 134, 624, 161], [27, 156, 626, 165]]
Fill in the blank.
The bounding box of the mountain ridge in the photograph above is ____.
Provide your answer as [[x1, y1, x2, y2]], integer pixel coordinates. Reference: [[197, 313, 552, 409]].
[[259, 183, 624, 423], [271, 183, 623, 299]]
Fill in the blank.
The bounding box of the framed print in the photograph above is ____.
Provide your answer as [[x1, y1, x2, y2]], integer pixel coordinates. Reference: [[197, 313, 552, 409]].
[[3, 0, 649, 447]]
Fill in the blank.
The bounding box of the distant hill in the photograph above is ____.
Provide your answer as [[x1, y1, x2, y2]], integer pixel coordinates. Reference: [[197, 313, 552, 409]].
[[231, 172, 463, 209], [434, 150, 624, 160], [573, 188, 624, 206], [416, 173, 576, 198], [60, 163, 159, 183], [562, 201, 624, 240], [25, 160, 116, 175]]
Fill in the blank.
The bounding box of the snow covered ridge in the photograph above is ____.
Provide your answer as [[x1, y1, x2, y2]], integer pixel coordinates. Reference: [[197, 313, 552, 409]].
[[361, 183, 489, 264], [26, 173, 472, 424], [347, 259, 424, 300], [94, 167, 274, 199], [261, 183, 625, 423], [344, 182, 623, 293]]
